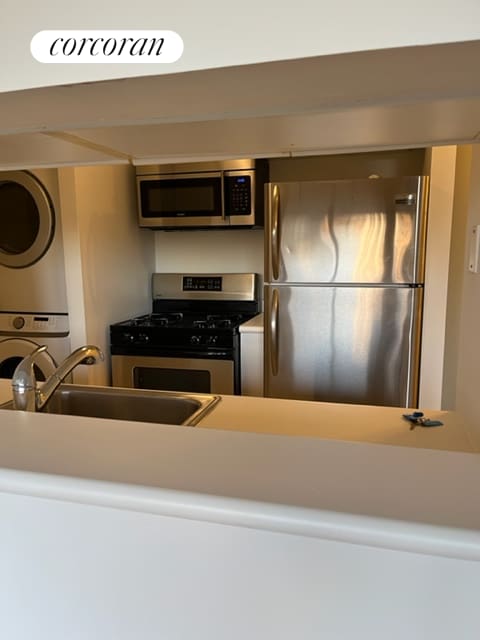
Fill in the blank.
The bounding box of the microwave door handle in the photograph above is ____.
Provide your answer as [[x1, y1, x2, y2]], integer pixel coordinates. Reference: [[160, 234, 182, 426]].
[[221, 172, 226, 220], [271, 184, 280, 280]]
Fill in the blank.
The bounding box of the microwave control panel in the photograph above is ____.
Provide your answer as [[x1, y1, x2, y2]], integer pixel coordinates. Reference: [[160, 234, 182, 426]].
[[224, 175, 252, 215]]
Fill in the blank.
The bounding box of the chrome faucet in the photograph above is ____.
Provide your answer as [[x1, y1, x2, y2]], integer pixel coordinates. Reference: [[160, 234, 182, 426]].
[[11, 344, 104, 412]]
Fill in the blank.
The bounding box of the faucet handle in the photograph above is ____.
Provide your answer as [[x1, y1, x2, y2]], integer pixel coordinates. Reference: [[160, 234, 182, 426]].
[[11, 344, 50, 411], [12, 344, 49, 390]]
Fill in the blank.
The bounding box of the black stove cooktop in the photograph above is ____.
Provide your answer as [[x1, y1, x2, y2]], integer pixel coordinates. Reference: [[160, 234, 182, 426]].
[[119, 311, 252, 331], [110, 310, 257, 352]]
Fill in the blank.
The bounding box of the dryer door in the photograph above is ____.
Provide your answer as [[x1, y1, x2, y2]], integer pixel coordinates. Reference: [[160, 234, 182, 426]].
[[0, 171, 55, 269], [0, 338, 58, 382]]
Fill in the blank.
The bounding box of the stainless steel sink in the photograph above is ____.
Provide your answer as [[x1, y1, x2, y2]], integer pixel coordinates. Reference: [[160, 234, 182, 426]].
[[0, 384, 220, 426]]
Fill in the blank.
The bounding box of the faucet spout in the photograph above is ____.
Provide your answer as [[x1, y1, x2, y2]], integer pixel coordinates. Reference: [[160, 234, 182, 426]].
[[12, 344, 104, 412]]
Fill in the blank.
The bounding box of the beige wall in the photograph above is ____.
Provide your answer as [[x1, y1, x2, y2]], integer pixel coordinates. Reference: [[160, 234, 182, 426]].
[[418, 147, 457, 408], [417, 143, 480, 441], [442, 147, 472, 408], [419, 142, 480, 444], [155, 229, 264, 281], [453, 145, 480, 443], [58, 164, 155, 385]]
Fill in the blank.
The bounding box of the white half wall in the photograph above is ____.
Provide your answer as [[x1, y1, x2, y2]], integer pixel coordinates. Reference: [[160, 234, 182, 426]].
[[0, 490, 479, 640]]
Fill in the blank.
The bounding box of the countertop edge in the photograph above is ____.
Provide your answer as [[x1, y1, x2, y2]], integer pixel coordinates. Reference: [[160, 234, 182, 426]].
[[1, 467, 479, 563], [239, 312, 264, 332]]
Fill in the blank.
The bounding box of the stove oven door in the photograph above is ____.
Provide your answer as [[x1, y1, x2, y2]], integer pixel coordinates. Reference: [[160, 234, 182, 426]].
[[111, 355, 235, 395]]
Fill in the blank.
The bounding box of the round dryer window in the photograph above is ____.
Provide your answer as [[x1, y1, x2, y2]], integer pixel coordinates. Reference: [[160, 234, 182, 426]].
[[0, 338, 58, 382], [0, 171, 55, 268]]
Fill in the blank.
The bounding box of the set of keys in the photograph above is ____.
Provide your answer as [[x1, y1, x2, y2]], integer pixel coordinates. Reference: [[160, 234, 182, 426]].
[[403, 411, 444, 430]]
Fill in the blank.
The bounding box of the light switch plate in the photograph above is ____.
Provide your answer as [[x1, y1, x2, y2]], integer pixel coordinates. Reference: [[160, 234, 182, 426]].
[[468, 225, 480, 273]]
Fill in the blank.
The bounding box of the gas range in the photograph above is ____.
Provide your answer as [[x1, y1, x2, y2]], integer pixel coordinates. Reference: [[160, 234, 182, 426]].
[[110, 273, 261, 395]]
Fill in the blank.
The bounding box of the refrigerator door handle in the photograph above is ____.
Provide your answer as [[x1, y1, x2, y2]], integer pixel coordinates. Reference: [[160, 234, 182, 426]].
[[271, 184, 280, 280], [270, 288, 280, 376], [405, 286, 424, 407]]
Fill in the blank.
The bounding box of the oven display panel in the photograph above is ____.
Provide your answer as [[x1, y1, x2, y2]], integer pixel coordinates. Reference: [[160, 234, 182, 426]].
[[183, 276, 222, 291]]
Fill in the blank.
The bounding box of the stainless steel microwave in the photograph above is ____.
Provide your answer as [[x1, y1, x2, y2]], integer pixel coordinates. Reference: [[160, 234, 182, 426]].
[[136, 159, 268, 229]]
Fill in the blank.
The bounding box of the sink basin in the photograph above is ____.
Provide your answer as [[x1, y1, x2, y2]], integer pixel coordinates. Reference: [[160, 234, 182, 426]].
[[0, 384, 220, 426]]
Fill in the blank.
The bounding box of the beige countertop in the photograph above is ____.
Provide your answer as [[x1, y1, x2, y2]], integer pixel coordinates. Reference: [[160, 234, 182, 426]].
[[2, 378, 474, 453], [197, 393, 478, 453], [239, 313, 264, 332], [0, 378, 479, 563]]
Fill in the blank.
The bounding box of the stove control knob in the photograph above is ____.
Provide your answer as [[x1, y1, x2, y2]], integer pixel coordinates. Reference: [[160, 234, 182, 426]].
[[123, 332, 135, 343], [190, 335, 201, 345], [12, 316, 25, 330], [138, 333, 150, 343], [207, 335, 218, 345]]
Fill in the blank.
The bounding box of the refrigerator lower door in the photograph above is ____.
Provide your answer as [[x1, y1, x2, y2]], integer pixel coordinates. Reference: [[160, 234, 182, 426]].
[[264, 285, 423, 407]]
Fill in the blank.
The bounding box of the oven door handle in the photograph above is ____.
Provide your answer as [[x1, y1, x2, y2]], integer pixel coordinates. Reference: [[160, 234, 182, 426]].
[[270, 288, 280, 376]]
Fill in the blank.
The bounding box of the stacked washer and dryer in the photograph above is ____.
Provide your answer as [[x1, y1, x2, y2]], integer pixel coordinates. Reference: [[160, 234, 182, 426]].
[[0, 169, 71, 381]]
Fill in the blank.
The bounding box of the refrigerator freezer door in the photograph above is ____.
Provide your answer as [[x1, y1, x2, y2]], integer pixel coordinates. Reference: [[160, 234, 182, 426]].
[[264, 285, 423, 407], [265, 177, 428, 285]]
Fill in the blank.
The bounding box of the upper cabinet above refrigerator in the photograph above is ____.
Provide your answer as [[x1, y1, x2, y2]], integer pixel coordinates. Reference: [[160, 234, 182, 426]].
[[265, 176, 429, 285]]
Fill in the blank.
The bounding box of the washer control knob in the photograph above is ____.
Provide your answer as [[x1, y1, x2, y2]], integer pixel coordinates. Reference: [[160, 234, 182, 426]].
[[12, 316, 25, 330]]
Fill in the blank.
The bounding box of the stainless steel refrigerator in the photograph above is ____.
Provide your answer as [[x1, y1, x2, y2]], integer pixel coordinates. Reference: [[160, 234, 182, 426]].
[[264, 176, 429, 407]]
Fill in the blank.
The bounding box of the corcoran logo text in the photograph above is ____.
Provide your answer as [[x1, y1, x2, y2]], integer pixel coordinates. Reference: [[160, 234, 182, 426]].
[[31, 30, 183, 63]]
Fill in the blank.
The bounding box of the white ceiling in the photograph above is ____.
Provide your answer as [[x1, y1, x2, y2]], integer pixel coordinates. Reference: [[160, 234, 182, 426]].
[[1, 40, 480, 169]]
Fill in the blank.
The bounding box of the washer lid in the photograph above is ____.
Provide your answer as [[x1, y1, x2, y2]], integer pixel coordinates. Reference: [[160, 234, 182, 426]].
[[0, 171, 55, 269]]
